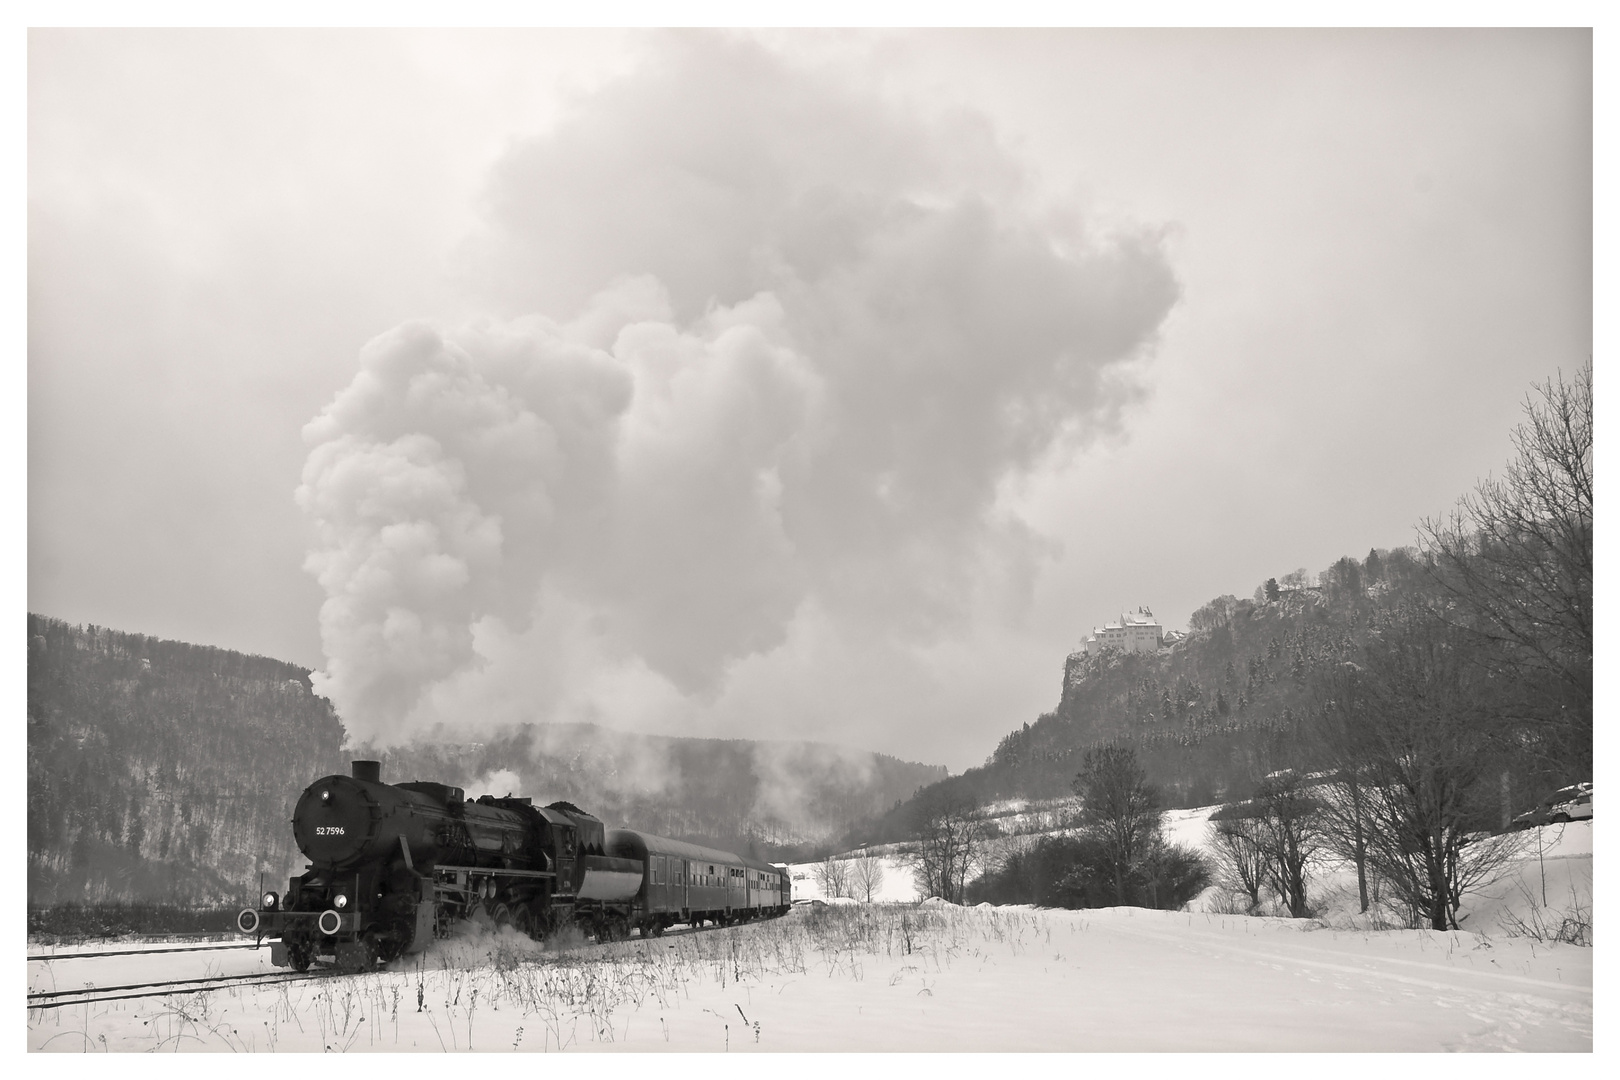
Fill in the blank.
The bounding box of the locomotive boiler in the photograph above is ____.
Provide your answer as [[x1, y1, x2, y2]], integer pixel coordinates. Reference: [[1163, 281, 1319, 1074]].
[[238, 760, 792, 971]]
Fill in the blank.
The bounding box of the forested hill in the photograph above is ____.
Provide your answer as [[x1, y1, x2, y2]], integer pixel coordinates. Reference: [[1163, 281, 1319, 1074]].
[[26, 615, 347, 906], [849, 365, 1591, 846], [27, 614, 946, 906]]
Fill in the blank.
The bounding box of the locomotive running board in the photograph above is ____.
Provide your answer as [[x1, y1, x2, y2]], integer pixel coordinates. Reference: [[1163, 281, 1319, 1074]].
[[434, 864, 556, 879]]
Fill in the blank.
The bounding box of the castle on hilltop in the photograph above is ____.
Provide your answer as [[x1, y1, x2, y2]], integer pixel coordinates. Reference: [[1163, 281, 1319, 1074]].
[[1079, 607, 1164, 656]]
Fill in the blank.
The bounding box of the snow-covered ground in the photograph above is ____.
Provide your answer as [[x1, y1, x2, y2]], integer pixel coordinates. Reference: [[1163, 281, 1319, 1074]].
[[28, 900, 1590, 1052], [28, 815, 1591, 1052]]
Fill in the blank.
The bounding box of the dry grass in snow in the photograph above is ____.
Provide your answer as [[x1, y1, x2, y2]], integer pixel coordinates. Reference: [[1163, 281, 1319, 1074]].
[[29, 899, 1589, 1052]]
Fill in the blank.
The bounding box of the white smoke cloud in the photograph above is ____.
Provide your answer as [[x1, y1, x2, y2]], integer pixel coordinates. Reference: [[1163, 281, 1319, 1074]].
[[468, 768, 524, 800], [300, 33, 1179, 751], [747, 739, 878, 832]]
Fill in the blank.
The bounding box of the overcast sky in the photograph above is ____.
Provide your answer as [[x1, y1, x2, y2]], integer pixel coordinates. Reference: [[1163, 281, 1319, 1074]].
[[27, 29, 1592, 770]]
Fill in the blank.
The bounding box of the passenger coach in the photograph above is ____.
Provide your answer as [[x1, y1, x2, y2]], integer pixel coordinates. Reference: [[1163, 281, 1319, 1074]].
[[606, 829, 791, 936]]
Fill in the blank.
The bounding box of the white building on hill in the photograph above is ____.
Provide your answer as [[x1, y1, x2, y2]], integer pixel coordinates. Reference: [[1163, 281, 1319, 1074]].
[[1080, 607, 1164, 655]]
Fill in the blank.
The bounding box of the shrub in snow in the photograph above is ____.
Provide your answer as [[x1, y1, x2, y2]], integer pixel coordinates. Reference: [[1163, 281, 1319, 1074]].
[[966, 833, 1209, 911]]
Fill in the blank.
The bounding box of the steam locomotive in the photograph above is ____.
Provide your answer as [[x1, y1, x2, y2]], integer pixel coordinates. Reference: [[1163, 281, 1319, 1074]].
[[237, 760, 791, 971]]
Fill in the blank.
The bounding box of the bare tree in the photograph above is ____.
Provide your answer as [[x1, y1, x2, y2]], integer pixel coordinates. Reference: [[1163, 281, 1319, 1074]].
[[1206, 772, 1322, 918], [1206, 813, 1269, 913], [1189, 595, 1240, 632], [1420, 362, 1592, 772], [814, 855, 851, 899], [1073, 746, 1162, 905], [1325, 606, 1527, 930], [1312, 662, 1377, 913], [850, 849, 885, 902], [1251, 771, 1324, 918], [908, 788, 990, 903]]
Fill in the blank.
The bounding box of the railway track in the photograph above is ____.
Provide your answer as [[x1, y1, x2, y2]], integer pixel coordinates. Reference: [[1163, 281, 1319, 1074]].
[[26, 969, 333, 1012], [27, 942, 260, 963], [27, 913, 784, 1012]]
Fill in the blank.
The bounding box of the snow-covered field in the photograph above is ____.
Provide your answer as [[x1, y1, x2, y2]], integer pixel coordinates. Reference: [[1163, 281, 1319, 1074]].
[[28, 900, 1590, 1052], [28, 817, 1592, 1053]]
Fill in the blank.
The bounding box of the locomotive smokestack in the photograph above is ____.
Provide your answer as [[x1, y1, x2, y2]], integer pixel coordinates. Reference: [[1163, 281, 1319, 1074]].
[[351, 760, 382, 784]]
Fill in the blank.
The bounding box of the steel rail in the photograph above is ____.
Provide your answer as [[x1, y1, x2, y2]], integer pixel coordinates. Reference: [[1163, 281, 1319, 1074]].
[[28, 943, 260, 963], [27, 971, 331, 1012], [27, 910, 792, 1011], [29, 969, 303, 1000]]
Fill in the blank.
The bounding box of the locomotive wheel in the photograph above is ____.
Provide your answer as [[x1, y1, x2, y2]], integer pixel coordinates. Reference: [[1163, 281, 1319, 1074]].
[[492, 903, 514, 931], [649, 920, 665, 937]]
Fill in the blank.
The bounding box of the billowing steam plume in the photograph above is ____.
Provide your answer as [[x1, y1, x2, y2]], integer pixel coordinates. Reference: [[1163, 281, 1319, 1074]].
[[299, 33, 1179, 751]]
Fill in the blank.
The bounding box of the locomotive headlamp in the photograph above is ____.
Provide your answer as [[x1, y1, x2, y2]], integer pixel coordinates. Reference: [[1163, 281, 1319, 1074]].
[[320, 790, 331, 803], [262, 891, 278, 910], [334, 893, 349, 909]]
